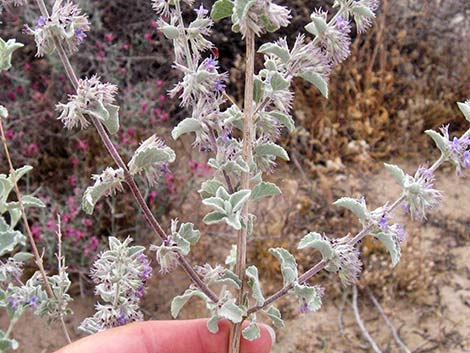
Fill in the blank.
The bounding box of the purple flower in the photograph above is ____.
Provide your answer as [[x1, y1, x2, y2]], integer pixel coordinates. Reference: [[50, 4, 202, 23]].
[[394, 224, 407, 243], [194, 4, 208, 17], [117, 311, 128, 326], [401, 203, 410, 214], [8, 297, 18, 311], [378, 215, 389, 230], [203, 57, 218, 72], [336, 16, 349, 31], [214, 79, 226, 92], [75, 28, 87, 44], [28, 296, 39, 309], [464, 151, 470, 168], [36, 16, 46, 29]]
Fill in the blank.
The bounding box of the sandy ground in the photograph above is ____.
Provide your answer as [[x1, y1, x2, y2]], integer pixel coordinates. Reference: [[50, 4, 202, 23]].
[[1, 159, 469, 353]]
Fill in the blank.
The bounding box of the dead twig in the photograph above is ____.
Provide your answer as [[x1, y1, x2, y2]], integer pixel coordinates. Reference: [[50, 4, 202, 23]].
[[352, 285, 383, 353], [366, 286, 412, 353]]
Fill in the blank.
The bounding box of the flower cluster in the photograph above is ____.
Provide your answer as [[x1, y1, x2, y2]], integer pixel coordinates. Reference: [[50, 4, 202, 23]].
[[79, 237, 152, 334], [439, 125, 470, 174], [169, 58, 228, 108], [401, 167, 443, 220], [24, 0, 90, 56], [231, 0, 291, 37], [56, 75, 119, 132], [150, 219, 200, 273], [128, 134, 176, 186]]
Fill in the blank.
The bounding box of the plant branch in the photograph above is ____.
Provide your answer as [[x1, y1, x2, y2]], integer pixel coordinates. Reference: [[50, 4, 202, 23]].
[[33, 0, 219, 305], [247, 145, 453, 315], [352, 285, 383, 353], [229, 28, 256, 353], [366, 287, 412, 353], [0, 116, 72, 344]]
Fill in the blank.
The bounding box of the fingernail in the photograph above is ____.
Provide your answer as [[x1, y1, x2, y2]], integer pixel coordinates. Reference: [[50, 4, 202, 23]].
[[260, 324, 276, 345]]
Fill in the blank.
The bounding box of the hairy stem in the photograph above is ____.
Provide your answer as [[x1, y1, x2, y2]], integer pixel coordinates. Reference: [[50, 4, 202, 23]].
[[0, 117, 72, 344], [229, 29, 256, 353], [33, 0, 219, 305]]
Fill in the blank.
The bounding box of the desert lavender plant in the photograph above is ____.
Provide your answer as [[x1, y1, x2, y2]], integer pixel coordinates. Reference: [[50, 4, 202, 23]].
[[2, 0, 470, 352]]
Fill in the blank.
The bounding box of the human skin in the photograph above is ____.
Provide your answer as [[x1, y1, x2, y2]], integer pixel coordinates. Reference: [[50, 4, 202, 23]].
[[55, 319, 274, 353]]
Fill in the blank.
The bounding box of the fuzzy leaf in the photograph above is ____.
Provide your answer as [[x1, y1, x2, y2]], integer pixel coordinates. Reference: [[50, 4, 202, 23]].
[[258, 43, 290, 63], [374, 232, 401, 267], [269, 248, 298, 286], [8, 208, 21, 228], [207, 315, 222, 333], [246, 266, 265, 306], [269, 111, 295, 132], [171, 289, 210, 318], [218, 269, 241, 288], [225, 212, 242, 230], [0, 38, 24, 71], [352, 5, 375, 18], [218, 299, 243, 323], [128, 136, 176, 176], [299, 71, 328, 98], [255, 142, 289, 161], [203, 211, 226, 225], [262, 306, 284, 328], [384, 163, 406, 187], [457, 101, 470, 122], [425, 130, 448, 155], [7, 195, 46, 210], [172, 118, 202, 140], [298, 232, 333, 259], [102, 103, 120, 134], [242, 321, 261, 341], [251, 181, 281, 201], [229, 189, 251, 212], [199, 179, 224, 199], [10, 165, 33, 184], [13, 252, 34, 262], [203, 197, 226, 213], [0, 230, 21, 256], [253, 78, 265, 103], [211, 0, 234, 21], [0, 217, 8, 232], [82, 168, 124, 215], [293, 283, 322, 312], [333, 197, 367, 221], [270, 72, 289, 91], [178, 223, 200, 244], [161, 25, 180, 39]]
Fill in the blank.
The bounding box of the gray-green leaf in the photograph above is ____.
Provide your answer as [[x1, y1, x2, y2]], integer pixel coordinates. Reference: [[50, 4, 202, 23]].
[[210, 0, 234, 21], [269, 248, 298, 286], [246, 265, 265, 306], [172, 118, 202, 140], [333, 197, 368, 221], [298, 232, 333, 259], [251, 181, 281, 201]]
